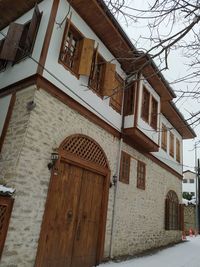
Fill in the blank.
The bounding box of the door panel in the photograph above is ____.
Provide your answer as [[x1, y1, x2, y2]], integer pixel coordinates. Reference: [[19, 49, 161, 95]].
[[36, 162, 105, 267], [36, 163, 83, 267], [71, 170, 104, 267]]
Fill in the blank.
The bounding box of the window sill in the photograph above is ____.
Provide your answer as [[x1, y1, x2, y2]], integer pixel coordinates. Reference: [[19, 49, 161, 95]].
[[58, 59, 80, 80]]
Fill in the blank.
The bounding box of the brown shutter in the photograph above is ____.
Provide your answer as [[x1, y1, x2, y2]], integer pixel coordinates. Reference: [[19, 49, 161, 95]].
[[25, 4, 42, 51], [0, 196, 14, 258], [165, 198, 170, 230], [0, 23, 24, 61], [102, 62, 116, 96], [119, 151, 130, 184], [77, 38, 95, 76], [179, 204, 184, 231]]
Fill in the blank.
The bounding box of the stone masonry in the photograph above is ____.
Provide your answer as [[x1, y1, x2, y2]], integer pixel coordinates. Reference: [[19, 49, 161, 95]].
[[0, 86, 182, 266]]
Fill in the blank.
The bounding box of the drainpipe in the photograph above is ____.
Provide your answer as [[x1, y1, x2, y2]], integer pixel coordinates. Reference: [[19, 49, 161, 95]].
[[109, 77, 126, 259]]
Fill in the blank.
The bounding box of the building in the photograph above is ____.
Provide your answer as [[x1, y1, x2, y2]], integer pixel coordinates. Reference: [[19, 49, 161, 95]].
[[0, 0, 196, 266], [182, 170, 196, 199]]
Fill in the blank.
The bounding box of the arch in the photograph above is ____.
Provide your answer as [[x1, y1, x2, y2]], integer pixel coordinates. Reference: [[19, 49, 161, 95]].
[[59, 134, 109, 169], [165, 190, 179, 230]]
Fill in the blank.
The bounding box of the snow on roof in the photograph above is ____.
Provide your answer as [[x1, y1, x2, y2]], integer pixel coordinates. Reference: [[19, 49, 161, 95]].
[[0, 185, 15, 196], [182, 198, 189, 205]]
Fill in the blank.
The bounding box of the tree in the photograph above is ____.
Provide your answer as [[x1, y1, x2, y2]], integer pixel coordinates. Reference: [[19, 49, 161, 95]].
[[104, 0, 200, 127]]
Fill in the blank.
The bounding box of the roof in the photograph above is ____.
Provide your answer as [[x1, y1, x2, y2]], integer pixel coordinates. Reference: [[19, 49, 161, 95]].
[[0, 0, 43, 30], [0, 0, 196, 139]]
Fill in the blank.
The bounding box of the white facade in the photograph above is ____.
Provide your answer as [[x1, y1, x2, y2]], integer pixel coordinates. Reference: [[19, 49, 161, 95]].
[[182, 170, 196, 197]]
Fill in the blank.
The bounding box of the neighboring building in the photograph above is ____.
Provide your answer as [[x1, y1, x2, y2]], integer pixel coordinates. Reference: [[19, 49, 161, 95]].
[[0, 1, 196, 266], [182, 170, 196, 198]]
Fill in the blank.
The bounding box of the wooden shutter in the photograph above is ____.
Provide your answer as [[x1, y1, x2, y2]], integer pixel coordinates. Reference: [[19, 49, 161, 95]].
[[0, 39, 7, 71], [0, 23, 24, 61], [78, 38, 95, 76], [25, 4, 42, 51], [119, 151, 130, 184], [165, 198, 170, 230], [0, 196, 14, 258], [102, 62, 116, 96], [110, 74, 123, 113]]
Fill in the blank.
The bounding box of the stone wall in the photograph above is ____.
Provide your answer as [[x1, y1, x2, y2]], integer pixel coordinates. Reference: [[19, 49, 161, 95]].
[[0, 87, 182, 266]]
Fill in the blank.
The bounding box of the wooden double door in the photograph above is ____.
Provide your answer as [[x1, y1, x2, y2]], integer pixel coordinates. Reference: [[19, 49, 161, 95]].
[[35, 161, 105, 267]]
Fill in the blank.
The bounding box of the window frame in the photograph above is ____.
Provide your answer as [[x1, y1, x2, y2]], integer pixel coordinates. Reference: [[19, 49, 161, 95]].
[[150, 96, 158, 130], [165, 190, 179, 230], [161, 124, 168, 151], [169, 132, 174, 158], [59, 20, 84, 76], [124, 81, 136, 116], [110, 73, 124, 114], [176, 138, 181, 163], [137, 160, 146, 190], [141, 86, 150, 123], [119, 151, 131, 184]]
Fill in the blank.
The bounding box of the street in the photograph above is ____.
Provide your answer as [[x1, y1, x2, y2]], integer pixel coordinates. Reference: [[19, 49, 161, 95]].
[[100, 236, 200, 267]]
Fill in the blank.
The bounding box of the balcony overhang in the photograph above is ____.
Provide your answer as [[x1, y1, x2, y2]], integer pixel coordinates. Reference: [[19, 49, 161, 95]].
[[0, 0, 43, 30], [123, 127, 159, 152]]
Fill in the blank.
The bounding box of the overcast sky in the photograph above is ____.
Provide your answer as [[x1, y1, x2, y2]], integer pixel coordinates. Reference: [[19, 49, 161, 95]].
[[114, 0, 199, 171]]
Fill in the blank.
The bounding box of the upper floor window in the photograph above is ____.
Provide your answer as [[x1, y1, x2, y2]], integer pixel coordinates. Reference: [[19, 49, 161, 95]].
[[161, 124, 167, 151], [89, 50, 116, 97], [183, 179, 187, 183], [0, 5, 42, 64], [89, 52, 105, 95], [141, 86, 150, 122], [124, 82, 136, 116], [189, 179, 194, 183], [119, 151, 130, 184], [150, 97, 158, 130], [60, 20, 94, 76], [110, 74, 123, 113], [137, 160, 146, 190], [176, 138, 180, 163], [169, 132, 174, 157]]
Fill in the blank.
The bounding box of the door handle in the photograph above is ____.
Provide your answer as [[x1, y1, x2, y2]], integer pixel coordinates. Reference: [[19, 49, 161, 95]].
[[66, 210, 73, 221]]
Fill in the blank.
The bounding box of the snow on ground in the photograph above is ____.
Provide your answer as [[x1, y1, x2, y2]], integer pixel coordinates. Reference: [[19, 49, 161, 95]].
[[100, 236, 200, 267]]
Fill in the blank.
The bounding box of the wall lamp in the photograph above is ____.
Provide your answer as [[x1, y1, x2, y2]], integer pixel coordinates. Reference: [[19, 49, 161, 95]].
[[47, 151, 59, 170]]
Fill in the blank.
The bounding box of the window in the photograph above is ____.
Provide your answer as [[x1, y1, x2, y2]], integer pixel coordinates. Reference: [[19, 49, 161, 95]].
[[189, 179, 194, 183], [89, 53, 105, 95], [161, 124, 168, 151], [119, 151, 130, 184], [110, 74, 123, 113], [176, 138, 180, 163], [60, 22, 83, 74], [137, 161, 146, 190], [165, 190, 179, 230], [60, 20, 95, 76], [0, 5, 42, 63], [150, 97, 158, 130], [183, 179, 187, 183], [0, 196, 14, 258], [169, 132, 174, 157], [124, 82, 135, 116], [141, 86, 150, 122], [89, 51, 116, 96]]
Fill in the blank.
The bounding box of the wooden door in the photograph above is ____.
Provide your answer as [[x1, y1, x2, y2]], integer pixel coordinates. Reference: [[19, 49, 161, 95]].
[[35, 162, 104, 267]]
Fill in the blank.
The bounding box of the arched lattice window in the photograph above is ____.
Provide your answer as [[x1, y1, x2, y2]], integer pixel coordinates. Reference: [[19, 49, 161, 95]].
[[165, 190, 179, 230]]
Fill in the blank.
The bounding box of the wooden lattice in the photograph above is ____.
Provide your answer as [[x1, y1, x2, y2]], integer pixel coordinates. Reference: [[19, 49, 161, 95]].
[[0, 205, 7, 232], [61, 135, 108, 168]]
